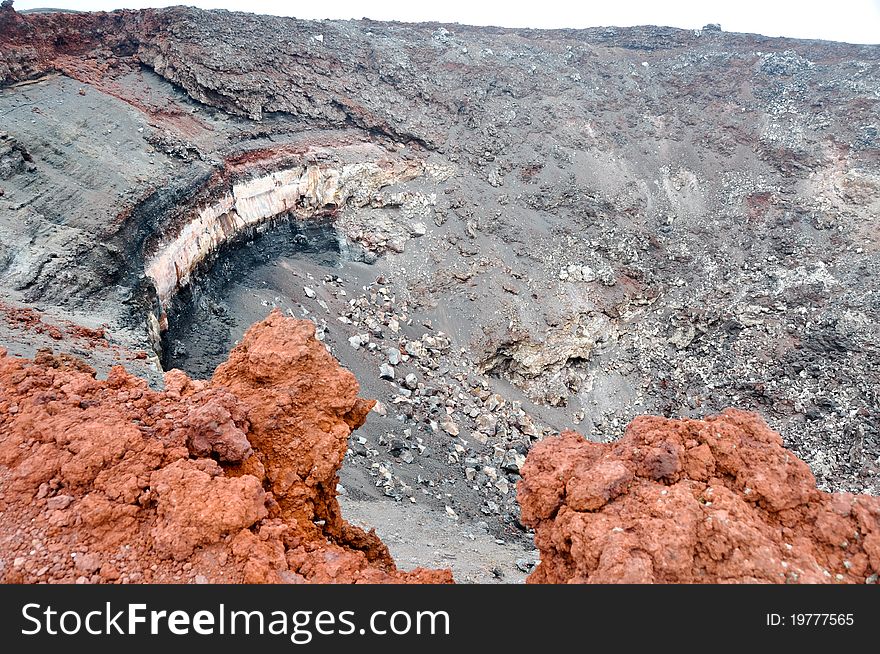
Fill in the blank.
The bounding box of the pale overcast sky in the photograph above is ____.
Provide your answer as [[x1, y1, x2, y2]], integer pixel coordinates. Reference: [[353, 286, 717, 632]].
[[10, 0, 880, 44]]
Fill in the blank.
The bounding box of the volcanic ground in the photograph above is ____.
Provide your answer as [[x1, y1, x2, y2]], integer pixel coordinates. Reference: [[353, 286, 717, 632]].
[[0, 4, 879, 581]]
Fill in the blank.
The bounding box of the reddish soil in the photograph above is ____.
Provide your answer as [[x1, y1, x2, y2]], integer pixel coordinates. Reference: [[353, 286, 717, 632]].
[[519, 410, 880, 583], [0, 310, 451, 583]]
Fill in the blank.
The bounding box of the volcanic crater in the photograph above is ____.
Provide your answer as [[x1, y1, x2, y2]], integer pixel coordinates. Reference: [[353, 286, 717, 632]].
[[1, 3, 879, 583]]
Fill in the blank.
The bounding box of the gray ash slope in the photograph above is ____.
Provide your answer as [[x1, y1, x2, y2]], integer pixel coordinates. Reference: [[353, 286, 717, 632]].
[[1, 4, 879, 566]]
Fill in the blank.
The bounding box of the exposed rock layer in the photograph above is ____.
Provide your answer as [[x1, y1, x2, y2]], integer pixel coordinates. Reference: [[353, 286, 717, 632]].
[[0, 310, 451, 583], [479, 312, 617, 406], [519, 409, 880, 583], [145, 151, 422, 316]]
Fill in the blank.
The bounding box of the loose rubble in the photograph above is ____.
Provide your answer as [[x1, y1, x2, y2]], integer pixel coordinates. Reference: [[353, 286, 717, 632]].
[[330, 276, 553, 528]]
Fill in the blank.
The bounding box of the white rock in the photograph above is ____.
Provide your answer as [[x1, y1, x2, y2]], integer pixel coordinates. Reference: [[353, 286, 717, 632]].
[[379, 363, 395, 380], [440, 416, 459, 436], [476, 413, 498, 435], [502, 450, 527, 473]]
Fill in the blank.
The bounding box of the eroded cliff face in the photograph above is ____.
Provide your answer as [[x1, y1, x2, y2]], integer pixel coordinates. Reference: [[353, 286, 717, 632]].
[[0, 309, 451, 583], [519, 410, 880, 583], [145, 148, 422, 325]]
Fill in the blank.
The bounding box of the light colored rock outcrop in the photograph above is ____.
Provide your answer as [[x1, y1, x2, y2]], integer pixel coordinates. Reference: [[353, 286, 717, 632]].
[[146, 153, 422, 317], [479, 312, 617, 405]]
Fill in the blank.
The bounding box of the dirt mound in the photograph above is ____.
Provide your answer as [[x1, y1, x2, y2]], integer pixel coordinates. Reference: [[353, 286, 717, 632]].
[[0, 309, 451, 583], [519, 409, 880, 583]]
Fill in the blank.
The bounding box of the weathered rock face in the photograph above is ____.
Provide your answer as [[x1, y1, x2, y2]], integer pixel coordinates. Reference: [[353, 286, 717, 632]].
[[479, 312, 617, 406], [145, 152, 423, 315], [2, 2, 880, 572], [2, 3, 880, 505], [519, 409, 880, 583], [0, 309, 452, 583], [0, 131, 33, 180]]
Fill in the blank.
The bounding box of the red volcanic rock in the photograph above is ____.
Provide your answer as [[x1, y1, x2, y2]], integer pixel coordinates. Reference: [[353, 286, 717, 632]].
[[178, 391, 253, 463], [211, 311, 378, 548], [150, 458, 268, 561], [518, 409, 880, 584], [0, 310, 452, 584]]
